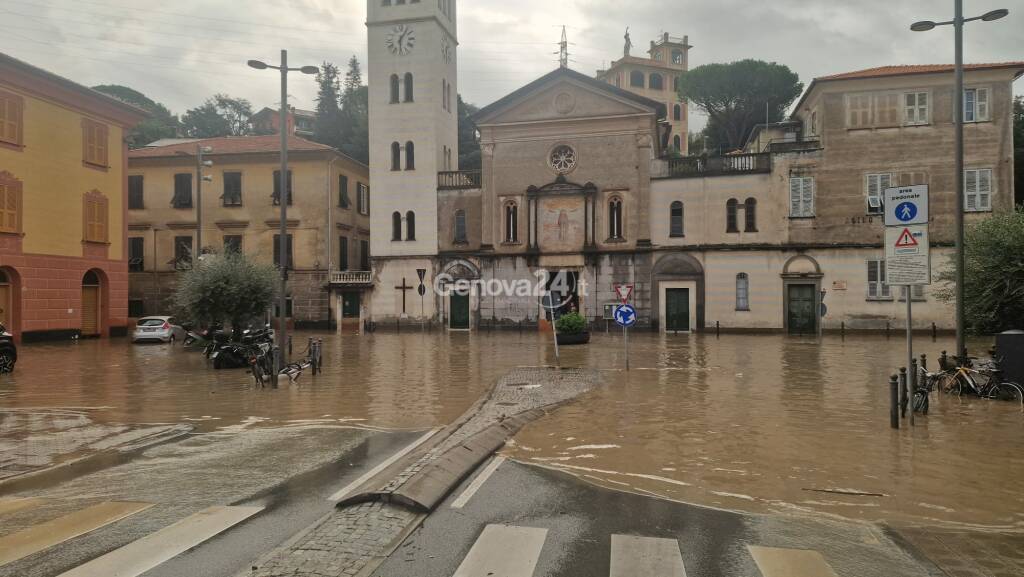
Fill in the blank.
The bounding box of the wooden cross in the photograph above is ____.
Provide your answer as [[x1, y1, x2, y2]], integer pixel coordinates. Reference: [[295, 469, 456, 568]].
[[395, 277, 413, 314]]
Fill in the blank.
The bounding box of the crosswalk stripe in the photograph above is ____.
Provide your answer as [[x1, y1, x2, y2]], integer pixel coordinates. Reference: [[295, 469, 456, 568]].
[[747, 545, 840, 577], [451, 456, 505, 509], [0, 497, 48, 517], [56, 505, 263, 577], [0, 501, 152, 567], [610, 534, 687, 577], [451, 524, 547, 577]]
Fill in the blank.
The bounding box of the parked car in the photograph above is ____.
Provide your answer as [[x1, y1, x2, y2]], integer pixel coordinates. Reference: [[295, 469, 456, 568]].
[[132, 316, 186, 343], [0, 323, 15, 373]]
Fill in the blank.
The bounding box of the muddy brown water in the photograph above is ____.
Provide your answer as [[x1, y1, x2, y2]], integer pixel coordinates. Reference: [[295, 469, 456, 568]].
[[1, 330, 1021, 529]]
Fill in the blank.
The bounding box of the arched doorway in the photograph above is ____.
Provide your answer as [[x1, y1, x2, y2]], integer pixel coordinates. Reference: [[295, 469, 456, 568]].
[[652, 253, 705, 333], [442, 259, 480, 330], [81, 270, 102, 337], [0, 267, 16, 334], [781, 254, 823, 335]]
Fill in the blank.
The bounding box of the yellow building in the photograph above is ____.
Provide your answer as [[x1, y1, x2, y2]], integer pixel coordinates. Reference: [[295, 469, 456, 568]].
[[597, 32, 691, 154], [0, 52, 146, 342], [127, 135, 371, 329]]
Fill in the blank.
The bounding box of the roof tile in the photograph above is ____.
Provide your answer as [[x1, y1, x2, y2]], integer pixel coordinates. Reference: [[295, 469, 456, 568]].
[[129, 134, 334, 158]]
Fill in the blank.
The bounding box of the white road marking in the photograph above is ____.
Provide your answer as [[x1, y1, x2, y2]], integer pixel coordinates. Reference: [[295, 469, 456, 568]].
[[450, 456, 506, 509], [451, 524, 548, 577], [610, 534, 687, 577], [328, 427, 441, 501], [0, 501, 152, 566], [747, 545, 840, 577], [56, 505, 263, 577]]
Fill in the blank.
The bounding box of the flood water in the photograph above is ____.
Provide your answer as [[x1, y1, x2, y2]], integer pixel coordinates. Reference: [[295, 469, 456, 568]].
[[2, 329, 1021, 529]]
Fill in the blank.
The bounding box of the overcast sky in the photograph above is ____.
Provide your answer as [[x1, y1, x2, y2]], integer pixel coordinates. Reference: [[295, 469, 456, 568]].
[[2, 0, 1020, 130]]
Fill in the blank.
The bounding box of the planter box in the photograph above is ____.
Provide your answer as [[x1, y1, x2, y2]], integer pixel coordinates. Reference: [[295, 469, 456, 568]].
[[556, 331, 590, 345]]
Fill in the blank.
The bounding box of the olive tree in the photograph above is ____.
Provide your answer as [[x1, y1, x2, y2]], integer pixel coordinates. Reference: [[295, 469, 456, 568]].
[[936, 208, 1024, 333], [170, 252, 277, 329]]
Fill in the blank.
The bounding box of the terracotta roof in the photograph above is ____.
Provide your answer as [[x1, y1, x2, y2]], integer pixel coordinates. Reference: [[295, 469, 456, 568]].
[[129, 134, 335, 159], [818, 62, 1024, 81]]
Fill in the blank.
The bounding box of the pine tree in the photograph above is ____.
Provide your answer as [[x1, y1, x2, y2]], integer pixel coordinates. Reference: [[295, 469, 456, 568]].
[[337, 56, 369, 164], [312, 62, 345, 149]]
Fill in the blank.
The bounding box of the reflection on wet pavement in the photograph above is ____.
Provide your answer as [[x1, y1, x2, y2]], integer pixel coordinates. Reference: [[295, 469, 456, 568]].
[[507, 332, 1024, 530]]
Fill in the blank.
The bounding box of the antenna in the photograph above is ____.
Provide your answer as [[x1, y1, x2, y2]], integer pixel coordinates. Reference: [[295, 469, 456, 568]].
[[558, 25, 569, 68]]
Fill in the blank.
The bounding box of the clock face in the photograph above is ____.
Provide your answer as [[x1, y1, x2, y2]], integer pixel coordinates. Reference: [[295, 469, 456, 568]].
[[441, 38, 452, 64], [386, 24, 416, 56]]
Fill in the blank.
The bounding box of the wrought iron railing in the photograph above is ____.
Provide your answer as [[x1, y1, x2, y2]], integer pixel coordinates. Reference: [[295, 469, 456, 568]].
[[666, 152, 771, 178], [437, 170, 482, 190], [330, 270, 373, 285], [763, 138, 822, 154]]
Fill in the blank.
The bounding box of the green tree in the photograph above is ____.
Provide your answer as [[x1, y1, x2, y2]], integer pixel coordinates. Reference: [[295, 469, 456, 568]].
[[935, 208, 1024, 333], [312, 61, 345, 150], [92, 84, 179, 148], [337, 56, 369, 164], [457, 95, 481, 170], [1014, 95, 1022, 206], [181, 94, 254, 138], [677, 59, 803, 151], [170, 252, 277, 329]]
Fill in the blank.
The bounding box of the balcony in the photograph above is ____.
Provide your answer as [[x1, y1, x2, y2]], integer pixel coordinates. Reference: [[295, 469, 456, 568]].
[[762, 138, 822, 154], [329, 270, 373, 287], [438, 170, 482, 190], [666, 152, 771, 178]]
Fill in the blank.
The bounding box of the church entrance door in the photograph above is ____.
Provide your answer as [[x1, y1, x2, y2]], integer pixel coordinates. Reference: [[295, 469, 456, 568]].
[[450, 292, 470, 330]]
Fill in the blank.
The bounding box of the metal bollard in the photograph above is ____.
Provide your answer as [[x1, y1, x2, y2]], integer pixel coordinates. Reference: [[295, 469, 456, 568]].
[[288, 335, 293, 356], [841, 321, 845, 338], [910, 358, 918, 426], [931, 322, 937, 340], [886, 321, 891, 338], [716, 320, 720, 337], [920, 353, 928, 371], [890, 374, 900, 429], [939, 350, 948, 371], [396, 318, 400, 333], [899, 367, 909, 419]]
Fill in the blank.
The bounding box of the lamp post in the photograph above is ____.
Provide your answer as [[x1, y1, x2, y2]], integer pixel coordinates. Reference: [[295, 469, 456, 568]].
[[175, 146, 213, 265], [910, 4, 1008, 361], [247, 51, 319, 374]]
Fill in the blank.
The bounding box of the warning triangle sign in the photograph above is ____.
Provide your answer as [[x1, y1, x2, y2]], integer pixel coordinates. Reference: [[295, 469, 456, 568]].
[[895, 228, 919, 248]]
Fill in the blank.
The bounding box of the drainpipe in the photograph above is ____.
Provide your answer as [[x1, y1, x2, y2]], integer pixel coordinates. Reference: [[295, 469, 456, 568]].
[[327, 155, 342, 329]]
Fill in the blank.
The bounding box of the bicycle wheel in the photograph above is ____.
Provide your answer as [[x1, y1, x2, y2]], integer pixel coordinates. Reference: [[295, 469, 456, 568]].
[[989, 382, 1024, 406], [912, 389, 929, 414], [937, 372, 959, 395]]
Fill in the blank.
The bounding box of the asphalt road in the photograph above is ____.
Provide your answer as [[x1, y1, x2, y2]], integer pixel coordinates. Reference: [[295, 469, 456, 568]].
[[372, 459, 943, 577], [0, 425, 421, 577]]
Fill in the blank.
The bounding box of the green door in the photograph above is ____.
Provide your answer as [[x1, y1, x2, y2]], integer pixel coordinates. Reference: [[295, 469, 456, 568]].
[[665, 288, 690, 332], [787, 284, 817, 334], [450, 292, 470, 329], [341, 292, 360, 318]]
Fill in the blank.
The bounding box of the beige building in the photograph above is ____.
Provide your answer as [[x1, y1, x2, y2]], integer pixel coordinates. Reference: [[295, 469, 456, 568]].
[[126, 134, 371, 329], [597, 32, 691, 154]]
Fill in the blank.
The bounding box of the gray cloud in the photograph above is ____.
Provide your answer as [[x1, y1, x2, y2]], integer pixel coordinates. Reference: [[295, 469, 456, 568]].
[[2, 0, 1018, 128]]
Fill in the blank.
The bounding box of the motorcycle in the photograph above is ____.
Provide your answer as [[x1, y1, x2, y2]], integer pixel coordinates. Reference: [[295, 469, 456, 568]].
[[183, 323, 221, 348], [211, 326, 274, 370]]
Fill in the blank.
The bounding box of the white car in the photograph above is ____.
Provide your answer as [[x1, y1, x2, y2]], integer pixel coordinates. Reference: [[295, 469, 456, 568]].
[[132, 316, 186, 343]]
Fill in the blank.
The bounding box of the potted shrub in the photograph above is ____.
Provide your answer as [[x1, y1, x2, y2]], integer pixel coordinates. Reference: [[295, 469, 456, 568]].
[[555, 312, 590, 345]]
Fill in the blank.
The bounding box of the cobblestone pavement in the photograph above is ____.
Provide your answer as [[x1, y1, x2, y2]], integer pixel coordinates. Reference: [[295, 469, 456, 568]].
[[249, 367, 599, 577], [895, 527, 1024, 577]]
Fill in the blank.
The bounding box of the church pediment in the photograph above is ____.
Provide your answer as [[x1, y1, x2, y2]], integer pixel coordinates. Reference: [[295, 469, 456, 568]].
[[527, 174, 597, 197], [473, 67, 665, 126]]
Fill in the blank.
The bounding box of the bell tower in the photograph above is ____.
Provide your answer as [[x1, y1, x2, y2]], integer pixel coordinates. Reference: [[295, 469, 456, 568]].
[[366, 0, 458, 319]]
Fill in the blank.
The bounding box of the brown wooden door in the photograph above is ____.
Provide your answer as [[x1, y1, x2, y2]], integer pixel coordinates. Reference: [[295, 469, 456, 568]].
[[81, 286, 100, 336]]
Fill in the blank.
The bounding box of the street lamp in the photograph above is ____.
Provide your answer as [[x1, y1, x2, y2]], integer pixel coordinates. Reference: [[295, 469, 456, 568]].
[[910, 3, 1008, 362], [247, 50, 319, 377], [175, 145, 213, 265]]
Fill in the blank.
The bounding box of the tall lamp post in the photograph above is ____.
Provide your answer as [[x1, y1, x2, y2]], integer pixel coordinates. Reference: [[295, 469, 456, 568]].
[[175, 146, 213, 265], [247, 51, 319, 374], [910, 4, 1008, 361]]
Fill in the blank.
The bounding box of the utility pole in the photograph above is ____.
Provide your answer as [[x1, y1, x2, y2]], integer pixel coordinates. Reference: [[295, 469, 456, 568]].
[[195, 145, 212, 262]]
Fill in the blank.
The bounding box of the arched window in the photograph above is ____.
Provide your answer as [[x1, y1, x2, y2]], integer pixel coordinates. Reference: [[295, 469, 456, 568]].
[[672, 49, 684, 65], [608, 197, 623, 240], [454, 209, 467, 242], [391, 142, 401, 171], [726, 198, 739, 233], [673, 104, 682, 121], [389, 74, 400, 104], [391, 211, 402, 241], [630, 70, 644, 88], [744, 198, 758, 232], [405, 141, 415, 170], [405, 210, 416, 240], [673, 134, 681, 151], [736, 273, 750, 310], [404, 72, 414, 102], [649, 73, 664, 90], [505, 202, 518, 243], [670, 201, 684, 237]]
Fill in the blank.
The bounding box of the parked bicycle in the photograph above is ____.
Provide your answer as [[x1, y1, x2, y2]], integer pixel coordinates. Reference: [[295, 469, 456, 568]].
[[936, 358, 1024, 407]]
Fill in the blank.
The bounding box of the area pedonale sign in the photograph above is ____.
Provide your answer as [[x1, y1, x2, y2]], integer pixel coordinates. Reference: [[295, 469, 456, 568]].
[[883, 185, 931, 286]]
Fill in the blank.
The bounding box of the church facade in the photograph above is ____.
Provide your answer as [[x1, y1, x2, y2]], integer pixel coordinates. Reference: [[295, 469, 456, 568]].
[[363, 0, 1021, 334]]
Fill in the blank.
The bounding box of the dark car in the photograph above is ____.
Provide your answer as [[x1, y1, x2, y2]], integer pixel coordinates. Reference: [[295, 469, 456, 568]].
[[0, 322, 15, 374]]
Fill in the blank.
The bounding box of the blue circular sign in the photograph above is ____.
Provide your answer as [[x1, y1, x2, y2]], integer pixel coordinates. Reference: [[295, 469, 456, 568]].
[[895, 202, 918, 222], [614, 304, 637, 327]]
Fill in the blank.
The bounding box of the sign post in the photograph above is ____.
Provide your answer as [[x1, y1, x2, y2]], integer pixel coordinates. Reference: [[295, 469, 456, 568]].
[[884, 185, 930, 424], [416, 268, 427, 331], [614, 284, 636, 371]]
